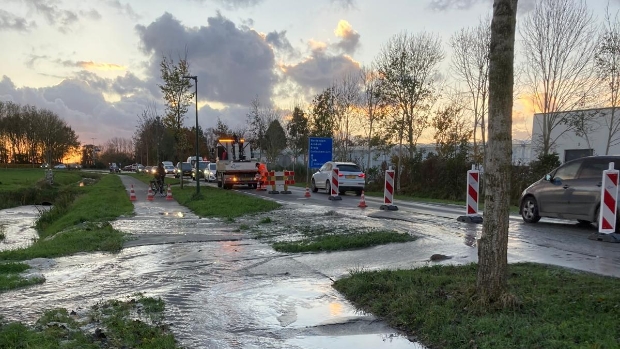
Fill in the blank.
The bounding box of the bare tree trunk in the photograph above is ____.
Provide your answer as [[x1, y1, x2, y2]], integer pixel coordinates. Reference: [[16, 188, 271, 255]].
[[477, 0, 517, 302]]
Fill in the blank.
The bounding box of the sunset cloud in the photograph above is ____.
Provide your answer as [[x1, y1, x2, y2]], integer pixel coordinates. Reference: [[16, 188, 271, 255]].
[[333, 20, 360, 54], [76, 61, 126, 71]]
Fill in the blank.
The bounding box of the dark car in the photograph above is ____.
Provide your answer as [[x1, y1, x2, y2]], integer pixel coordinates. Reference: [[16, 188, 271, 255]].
[[175, 162, 192, 178], [191, 161, 209, 180], [519, 155, 620, 229]]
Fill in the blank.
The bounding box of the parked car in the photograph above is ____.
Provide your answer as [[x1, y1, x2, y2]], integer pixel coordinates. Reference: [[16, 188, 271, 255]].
[[164, 164, 175, 175], [175, 162, 192, 178], [109, 163, 120, 173], [311, 161, 365, 196], [203, 162, 217, 182], [191, 161, 209, 180], [53, 163, 66, 169], [519, 155, 620, 229], [144, 166, 153, 175], [122, 164, 133, 171]]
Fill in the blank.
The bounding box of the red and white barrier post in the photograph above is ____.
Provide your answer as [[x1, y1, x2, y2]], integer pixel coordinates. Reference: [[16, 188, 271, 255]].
[[457, 165, 483, 223], [380, 168, 398, 211], [328, 168, 342, 201], [590, 162, 620, 243]]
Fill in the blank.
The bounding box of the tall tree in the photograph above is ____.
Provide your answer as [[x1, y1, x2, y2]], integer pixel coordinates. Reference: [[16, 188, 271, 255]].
[[158, 53, 194, 162], [521, 0, 597, 155], [286, 105, 309, 168], [375, 31, 444, 192], [333, 73, 361, 161], [310, 87, 337, 139], [432, 100, 472, 160], [246, 96, 279, 161], [360, 65, 389, 171], [264, 119, 287, 164], [450, 17, 491, 164], [477, 0, 517, 303], [596, 6, 620, 154]]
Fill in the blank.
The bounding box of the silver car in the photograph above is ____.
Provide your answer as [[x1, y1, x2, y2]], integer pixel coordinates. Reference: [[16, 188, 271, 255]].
[[311, 161, 365, 196], [519, 156, 620, 228]]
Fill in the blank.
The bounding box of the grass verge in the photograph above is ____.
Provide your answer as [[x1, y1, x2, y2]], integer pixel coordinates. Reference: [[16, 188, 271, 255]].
[[0, 262, 45, 292], [173, 186, 281, 219], [0, 224, 5, 241], [0, 175, 132, 261], [333, 263, 620, 349], [273, 230, 414, 253], [0, 294, 182, 349]]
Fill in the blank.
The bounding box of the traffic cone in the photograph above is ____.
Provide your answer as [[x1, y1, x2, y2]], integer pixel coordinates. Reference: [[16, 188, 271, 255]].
[[166, 185, 173, 201], [358, 190, 367, 208], [129, 185, 137, 201], [147, 187, 154, 201], [304, 186, 311, 198]]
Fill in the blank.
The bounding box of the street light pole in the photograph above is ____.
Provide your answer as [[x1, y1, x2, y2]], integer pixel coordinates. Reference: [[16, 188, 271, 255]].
[[183, 75, 199, 195]]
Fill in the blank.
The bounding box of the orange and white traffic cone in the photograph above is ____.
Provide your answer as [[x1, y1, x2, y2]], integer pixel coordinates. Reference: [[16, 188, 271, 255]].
[[129, 185, 137, 201], [166, 185, 173, 201], [358, 190, 367, 208], [304, 187, 311, 198], [147, 187, 154, 201]]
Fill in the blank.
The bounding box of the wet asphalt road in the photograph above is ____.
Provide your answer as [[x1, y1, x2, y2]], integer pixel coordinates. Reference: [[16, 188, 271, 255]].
[[1, 174, 619, 349]]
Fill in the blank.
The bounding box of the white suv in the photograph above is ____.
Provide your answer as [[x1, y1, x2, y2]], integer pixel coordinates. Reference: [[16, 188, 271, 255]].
[[311, 161, 365, 196]]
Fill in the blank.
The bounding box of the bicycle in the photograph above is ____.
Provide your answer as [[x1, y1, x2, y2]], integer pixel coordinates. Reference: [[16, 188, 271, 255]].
[[150, 179, 165, 196]]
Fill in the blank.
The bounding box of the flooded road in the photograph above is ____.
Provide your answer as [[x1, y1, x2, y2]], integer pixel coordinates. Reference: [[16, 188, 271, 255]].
[[2, 175, 620, 348]]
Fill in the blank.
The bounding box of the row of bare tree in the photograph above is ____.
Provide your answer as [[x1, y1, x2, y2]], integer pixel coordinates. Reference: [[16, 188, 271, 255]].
[[0, 101, 79, 165]]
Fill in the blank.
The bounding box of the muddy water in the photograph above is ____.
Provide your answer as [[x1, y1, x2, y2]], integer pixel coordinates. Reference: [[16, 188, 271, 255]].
[[0, 200, 425, 349]]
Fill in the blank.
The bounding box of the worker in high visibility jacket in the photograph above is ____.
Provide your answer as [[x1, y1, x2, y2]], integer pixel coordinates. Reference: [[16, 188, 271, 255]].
[[256, 162, 268, 188]]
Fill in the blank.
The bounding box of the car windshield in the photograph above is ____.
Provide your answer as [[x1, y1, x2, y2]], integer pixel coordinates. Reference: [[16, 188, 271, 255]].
[[181, 163, 192, 170], [196, 162, 208, 169], [209, 163, 216, 170], [336, 164, 361, 172]]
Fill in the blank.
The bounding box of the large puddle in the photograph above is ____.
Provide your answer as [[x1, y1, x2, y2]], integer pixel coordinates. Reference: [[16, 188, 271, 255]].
[[0, 202, 427, 349]]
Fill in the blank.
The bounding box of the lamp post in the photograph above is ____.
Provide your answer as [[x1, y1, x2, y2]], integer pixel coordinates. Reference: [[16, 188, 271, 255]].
[[183, 75, 199, 195]]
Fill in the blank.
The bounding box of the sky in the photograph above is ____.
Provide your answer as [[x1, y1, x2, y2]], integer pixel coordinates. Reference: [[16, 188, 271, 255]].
[[0, 0, 617, 148]]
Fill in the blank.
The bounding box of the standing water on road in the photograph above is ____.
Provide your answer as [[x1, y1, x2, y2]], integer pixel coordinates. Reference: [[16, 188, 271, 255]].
[[0, 205, 43, 251], [0, 198, 428, 349]]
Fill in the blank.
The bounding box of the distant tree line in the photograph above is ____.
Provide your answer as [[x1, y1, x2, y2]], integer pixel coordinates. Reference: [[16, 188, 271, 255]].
[[0, 101, 79, 165]]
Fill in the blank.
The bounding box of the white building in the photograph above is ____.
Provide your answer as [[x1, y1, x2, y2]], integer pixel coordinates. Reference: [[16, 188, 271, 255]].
[[531, 107, 620, 162]]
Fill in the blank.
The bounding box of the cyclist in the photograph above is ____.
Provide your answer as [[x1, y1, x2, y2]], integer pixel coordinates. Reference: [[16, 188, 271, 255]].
[[155, 162, 166, 195]]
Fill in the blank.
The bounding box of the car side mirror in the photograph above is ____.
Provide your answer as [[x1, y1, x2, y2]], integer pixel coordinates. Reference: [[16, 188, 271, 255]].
[[544, 174, 552, 181]]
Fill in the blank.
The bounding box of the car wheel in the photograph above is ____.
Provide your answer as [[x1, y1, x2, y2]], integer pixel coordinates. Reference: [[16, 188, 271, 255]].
[[520, 196, 541, 223], [326, 180, 331, 194], [355, 190, 362, 196], [311, 179, 318, 193]]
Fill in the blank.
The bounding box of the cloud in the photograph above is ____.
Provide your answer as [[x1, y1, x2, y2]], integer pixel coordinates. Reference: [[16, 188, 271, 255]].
[[214, 0, 264, 9], [282, 50, 361, 93], [136, 12, 278, 106], [427, 0, 535, 13], [0, 9, 36, 32], [106, 0, 140, 20], [265, 30, 294, 53], [0, 75, 159, 143], [333, 20, 360, 54], [79, 9, 102, 21], [331, 0, 356, 10], [76, 61, 126, 71], [24, 0, 78, 32]]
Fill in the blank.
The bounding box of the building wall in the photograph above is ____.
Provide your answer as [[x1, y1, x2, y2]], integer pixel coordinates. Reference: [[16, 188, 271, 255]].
[[531, 107, 620, 162]]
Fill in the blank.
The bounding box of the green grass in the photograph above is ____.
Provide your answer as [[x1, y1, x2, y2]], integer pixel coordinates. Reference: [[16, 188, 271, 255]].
[[173, 186, 281, 219], [333, 263, 620, 349], [35, 175, 133, 237], [0, 169, 100, 209], [0, 262, 45, 292], [273, 230, 415, 253], [0, 175, 132, 261], [0, 295, 181, 348], [0, 224, 5, 241]]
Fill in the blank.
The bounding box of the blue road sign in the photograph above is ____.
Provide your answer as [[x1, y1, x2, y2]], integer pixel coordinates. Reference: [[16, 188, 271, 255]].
[[309, 137, 332, 168]]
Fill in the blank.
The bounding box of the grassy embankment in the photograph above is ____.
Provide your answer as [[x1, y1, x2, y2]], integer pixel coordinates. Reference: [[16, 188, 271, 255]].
[[334, 263, 620, 349], [0, 294, 182, 349]]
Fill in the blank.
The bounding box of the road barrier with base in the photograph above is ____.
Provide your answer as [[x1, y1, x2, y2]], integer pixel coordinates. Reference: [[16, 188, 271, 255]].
[[380, 169, 397, 210], [328, 168, 342, 201], [589, 162, 620, 243], [267, 171, 294, 194], [457, 165, 483, 224]]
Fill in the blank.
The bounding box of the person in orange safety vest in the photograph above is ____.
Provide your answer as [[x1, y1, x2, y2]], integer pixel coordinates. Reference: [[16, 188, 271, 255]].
[[255, 162, 268, 188]]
